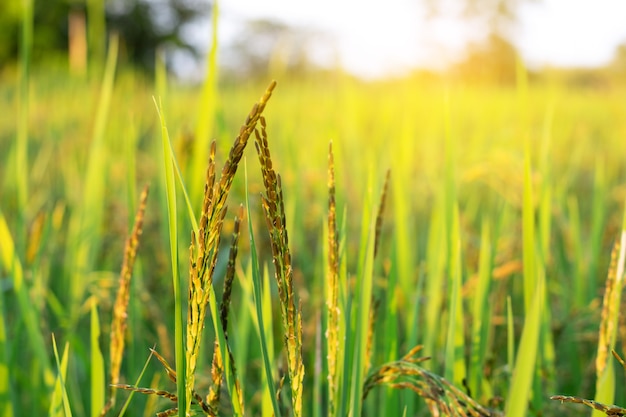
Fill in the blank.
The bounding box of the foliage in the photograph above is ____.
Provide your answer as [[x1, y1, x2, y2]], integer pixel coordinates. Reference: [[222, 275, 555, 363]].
[[221, 19, 332, 80], [0, 0, 209, 71]]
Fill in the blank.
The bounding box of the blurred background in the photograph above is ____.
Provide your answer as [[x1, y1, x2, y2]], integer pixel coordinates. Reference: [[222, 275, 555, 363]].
[[2, 0, 626, 85]]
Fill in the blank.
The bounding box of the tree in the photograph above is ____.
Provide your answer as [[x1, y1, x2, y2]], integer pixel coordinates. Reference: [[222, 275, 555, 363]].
[[425, 0, 538, 37], [107, 0, 209, 71], [221, 18, 334, 80], [0, 1, 22, 65], [0, 0, 210, 72], [425, 0, 538, 83], [609, 42, 626, 75], [453, 32, 518, 84]]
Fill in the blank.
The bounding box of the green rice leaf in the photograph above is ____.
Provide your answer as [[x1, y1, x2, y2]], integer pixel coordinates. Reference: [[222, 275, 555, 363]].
[[505, 271, 544, 417], [0, 212, 52, 388], [154, 97, 186, 417], [0, 276, 14, 417], [444, 204, 466, 387], [49, 335, 71, 417], [190, 0, 220, 208], [90, 303, 104, 417], [117, 348, 156, 417]]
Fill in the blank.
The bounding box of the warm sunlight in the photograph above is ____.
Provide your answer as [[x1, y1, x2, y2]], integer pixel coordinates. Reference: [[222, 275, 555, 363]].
[[5, 0, 626, 415], [219, 0, 626, 78]]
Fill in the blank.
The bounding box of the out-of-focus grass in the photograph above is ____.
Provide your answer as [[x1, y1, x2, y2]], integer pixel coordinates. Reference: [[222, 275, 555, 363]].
[[2, 57, 626, 416]]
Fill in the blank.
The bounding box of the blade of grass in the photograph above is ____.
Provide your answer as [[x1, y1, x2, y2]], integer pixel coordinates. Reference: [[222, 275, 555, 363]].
[[506, 133, 543, 416], [444, 203, 466, 387], [190, 0, 220, 208], [117, 348, 156, 417], [86, 0, 106, 69], [349, 171, 377, 417], [154, 98, 186, 417], [522, 140, 535, 314], [16, 0, 33, 248], [423, 194, 446, 371], [506, 296, 514, 375], [0, 273, 13, 417], [567, 196, 584, 307], [261, 265, 276, 417], [469, 219, 493, 398], [50, 335, 72, 417], [336, 206, 351, 417], [90, 303, 105, 417], [313, 312, 323, 417], [0, 212, 53, 388], [234, 264, 254, 397], [588, 158, 607, 294], [66, 33, 118, 326], [505, 272, 545, 417]]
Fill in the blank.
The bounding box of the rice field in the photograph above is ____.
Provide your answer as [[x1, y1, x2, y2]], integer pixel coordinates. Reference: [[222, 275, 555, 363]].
[[2, 30, 626, 417]]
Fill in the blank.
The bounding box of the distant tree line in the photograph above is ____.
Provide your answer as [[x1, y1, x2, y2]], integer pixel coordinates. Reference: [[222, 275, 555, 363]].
[[0, 0, 209, 72], [2, 0, 626, 86]]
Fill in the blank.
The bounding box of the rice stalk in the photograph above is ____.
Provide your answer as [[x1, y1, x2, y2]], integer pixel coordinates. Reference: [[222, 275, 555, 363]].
[[100, 185, 149, 416], [254, 116, 304, 416], [326, 142, 340, 416], [184, 81, 276, 413]]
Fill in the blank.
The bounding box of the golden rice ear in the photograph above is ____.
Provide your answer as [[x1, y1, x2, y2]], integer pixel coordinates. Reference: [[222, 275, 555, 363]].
[[596, 238, 623, 378], [326, 141, 340, 415], [184, 81, 276, 411], [374, 169, 391, 259], [362, 346, 500, 417], [101, 185, 149, 417], [254, 113, 305, 417], [550, 395, 626, 416], [220, 204, 244, 335], [207, 205, 245, 412]]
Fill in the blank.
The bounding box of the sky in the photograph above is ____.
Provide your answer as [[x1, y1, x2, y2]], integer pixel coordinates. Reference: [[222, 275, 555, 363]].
[[199, 0, 626, 79]]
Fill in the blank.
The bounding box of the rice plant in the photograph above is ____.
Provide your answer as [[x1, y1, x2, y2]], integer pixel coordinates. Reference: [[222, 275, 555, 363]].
[[4, 11, 626, 416]]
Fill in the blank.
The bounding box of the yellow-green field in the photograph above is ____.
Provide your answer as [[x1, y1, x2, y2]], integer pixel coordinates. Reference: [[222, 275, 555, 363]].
[[2, 44, 626, 416]]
